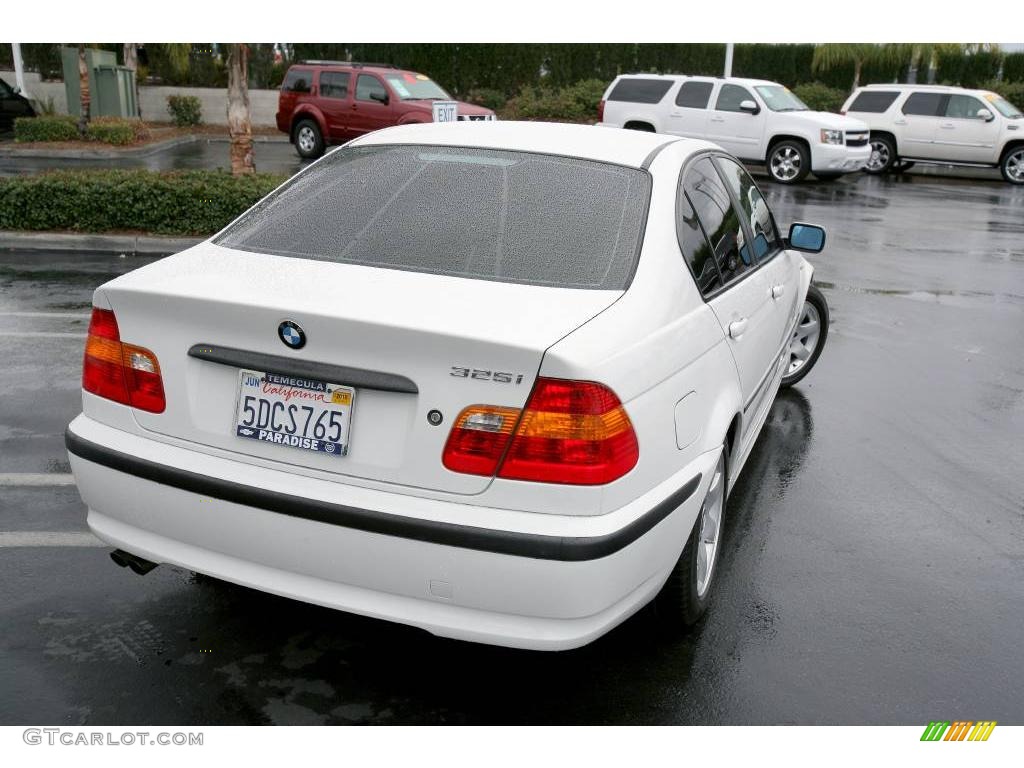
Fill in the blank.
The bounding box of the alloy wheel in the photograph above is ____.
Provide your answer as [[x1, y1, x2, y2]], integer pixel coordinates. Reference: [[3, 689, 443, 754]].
[[787, 301, 822, 376], [297, 126, 316, 153], [695, 454, 725, 599], [866, 140, 890, 172], [1006, 149, 1024, 183], [770, 146, 802, 182]]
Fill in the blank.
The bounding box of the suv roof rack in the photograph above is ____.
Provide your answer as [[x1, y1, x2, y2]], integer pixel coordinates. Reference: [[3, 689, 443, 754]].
[[297, 60, 397, 69]]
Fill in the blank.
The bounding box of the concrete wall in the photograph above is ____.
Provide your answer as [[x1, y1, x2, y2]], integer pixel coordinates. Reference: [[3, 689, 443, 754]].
[[1, 71, 279, 127]]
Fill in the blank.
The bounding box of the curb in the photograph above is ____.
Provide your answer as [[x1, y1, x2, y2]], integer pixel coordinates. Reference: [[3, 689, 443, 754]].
[[0, 132, 289, 160], [0, 231, 203, 256]]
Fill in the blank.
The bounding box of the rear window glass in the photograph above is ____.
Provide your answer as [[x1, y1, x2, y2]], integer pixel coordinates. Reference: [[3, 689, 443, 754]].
[[676, 81, 714, 109], [902, 92, 945, 116], [282, 69, 313, 93], [607, 78, 673, 105], [215, 145, 651, 290], [849, 90, 899, 113]]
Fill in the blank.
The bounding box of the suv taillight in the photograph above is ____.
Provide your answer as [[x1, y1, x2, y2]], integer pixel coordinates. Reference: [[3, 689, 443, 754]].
[[442, 377, 638, 485], [83, 307, 165, 413], [598, 99, 606, 122]]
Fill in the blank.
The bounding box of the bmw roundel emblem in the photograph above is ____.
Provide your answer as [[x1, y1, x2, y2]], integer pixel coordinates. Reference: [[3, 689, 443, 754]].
[[278, 320, 306, 350]]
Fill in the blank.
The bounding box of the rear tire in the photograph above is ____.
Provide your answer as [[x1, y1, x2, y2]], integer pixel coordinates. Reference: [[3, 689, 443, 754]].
[[293, 119, 324, 159], [781, 284, 829, 387], [655, 449, 727, 630], [767, 140, 810, 184], [865, 135, 896, 174], [1000, 145, 1024, 185]]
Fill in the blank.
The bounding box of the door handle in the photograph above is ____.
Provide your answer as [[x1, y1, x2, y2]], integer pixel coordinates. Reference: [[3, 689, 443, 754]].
[[670, 111, 682, 117], [894, 119, 907, 126], [728, 318, 748, 339], [771, 284, 785, 300], [710, 116, 725, 123], [940, 123, 955, 129], [351, 104, 358, 110]]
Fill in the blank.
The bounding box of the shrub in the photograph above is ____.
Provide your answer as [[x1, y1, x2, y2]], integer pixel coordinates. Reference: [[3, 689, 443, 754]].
[[501, 79, 608, 122], [167, 94, 203, 127], [85, 117, 141, 146], [14, 115, 78, 143], [0, 169, 286, 236], [463, 87, 507, 111], [792, 82, 848, 113]]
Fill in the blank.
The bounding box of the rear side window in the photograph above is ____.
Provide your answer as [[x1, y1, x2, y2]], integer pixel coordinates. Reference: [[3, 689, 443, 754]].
[[676, 81, 714, 109], [215, 145, 652, 290], [677, 191, 723, 296], [715, 84, 755, 113], [607, 78, 673, 104], [848, 90, 899, 113], [282, 69, 312, 93], [319, 71, 350, 100], [902, 92, 945, 116], [681, 158, 751, 287]]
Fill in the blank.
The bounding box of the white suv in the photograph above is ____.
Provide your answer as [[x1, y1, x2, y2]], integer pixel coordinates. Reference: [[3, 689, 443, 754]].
[[842, 84, 1024, 184], [598, 74, 871, 184]]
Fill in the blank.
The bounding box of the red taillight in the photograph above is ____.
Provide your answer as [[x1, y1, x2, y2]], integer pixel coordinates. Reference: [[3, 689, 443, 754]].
[[441, 377, 639, 486], [82, 307, 165, 413], [598, 99, 606, 122]]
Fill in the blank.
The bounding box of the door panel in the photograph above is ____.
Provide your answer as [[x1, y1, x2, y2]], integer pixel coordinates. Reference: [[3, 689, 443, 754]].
[[895, 91, 946, 159], [706, 83, 766, 161], [933, 95, 1001, 163], [349, 74, 394, 136], [317, 71, 352, 141], [665, 80, 713, 138]]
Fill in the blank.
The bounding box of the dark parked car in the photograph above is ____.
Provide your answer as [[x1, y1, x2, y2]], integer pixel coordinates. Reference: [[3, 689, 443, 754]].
[[276, 61, 496, 159], [0, 77, 36, 134]]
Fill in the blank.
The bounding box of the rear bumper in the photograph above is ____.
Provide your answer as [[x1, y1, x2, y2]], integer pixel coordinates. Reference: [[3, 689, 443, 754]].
[[810, 142, 871, 173], [66, 415, 712, 650]]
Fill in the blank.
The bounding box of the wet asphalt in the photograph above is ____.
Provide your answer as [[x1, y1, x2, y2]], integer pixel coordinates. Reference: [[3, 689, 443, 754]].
[[1, 171, 1023, 725]]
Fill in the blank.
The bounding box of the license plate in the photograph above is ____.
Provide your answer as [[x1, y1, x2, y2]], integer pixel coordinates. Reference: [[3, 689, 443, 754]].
[[234, 370, 354, 457]]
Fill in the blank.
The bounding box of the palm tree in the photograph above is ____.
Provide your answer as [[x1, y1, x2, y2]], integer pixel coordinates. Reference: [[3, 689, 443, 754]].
[[77, 44, 90, 136], [226, 43, 255, 175], [885, 43, 967, 83], [811, 44, 890, 91]]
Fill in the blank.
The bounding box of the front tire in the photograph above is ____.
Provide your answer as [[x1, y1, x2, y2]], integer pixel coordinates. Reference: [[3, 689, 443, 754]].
[[1000, 145, 1024, 185], [781, 284, 829, 387], [293, 119, 325, 159], [865, 135, 896, 174], [767, 140, 810, 184], [655, 449, 727, 629]]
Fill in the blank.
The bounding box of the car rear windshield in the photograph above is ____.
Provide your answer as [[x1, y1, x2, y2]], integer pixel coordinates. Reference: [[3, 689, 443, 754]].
[[607, 78, 673, 104], [848, 90, 899, 113], [215, 145, 652, 290]]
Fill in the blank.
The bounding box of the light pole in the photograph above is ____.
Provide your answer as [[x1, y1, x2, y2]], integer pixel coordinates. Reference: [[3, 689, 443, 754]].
[[11, 43, 32, 100], [724, 42, 734, 78]]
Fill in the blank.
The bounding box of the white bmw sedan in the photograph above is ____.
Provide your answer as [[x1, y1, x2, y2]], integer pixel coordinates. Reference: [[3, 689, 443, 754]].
[[66, 122, 829, 651]]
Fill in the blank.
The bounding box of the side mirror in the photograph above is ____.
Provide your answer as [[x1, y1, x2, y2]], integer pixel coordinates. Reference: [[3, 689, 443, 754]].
[[977, 108, 994, 122], [788, 223, 826, 253], [739, 99, 760, 115], [12, 85, 21, 94], [370, 90, 389, 105]]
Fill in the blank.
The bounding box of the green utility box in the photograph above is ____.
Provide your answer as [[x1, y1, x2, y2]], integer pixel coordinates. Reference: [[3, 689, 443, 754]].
[[61, 47, 138, 118]]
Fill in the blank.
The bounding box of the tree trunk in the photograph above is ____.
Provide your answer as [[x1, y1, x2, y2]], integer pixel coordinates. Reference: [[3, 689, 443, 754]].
[[123, 43, 141, 119], [77, 44, 91, 136], [227, 44, 255, 176], [852, 59, 862, 91]]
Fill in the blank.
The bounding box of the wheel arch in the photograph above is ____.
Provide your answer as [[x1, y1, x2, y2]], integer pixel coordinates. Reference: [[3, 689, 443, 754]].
[[290, 107, 327, 142], [765, 133, 811, 163], [624, 119, 658, 133], [869, 129, 898, 154], [1000, 138, 1024, 160]]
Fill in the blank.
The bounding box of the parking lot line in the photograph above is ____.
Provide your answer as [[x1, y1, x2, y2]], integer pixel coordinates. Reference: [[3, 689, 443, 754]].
[[0, 312, 90, 319], [0, 531, 104, 547], [0, 331, 86, 338], [0, 473, 77, 486]]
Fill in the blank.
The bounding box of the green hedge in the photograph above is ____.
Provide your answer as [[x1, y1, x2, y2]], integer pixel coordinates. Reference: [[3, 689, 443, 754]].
[[501, 79, 607, 121], [14, 115, 79, 142], [1005, 53, 1024, 85], [792, 82, 848, 113], [0, 170, 286, 235], [167, 94, 203, 126]]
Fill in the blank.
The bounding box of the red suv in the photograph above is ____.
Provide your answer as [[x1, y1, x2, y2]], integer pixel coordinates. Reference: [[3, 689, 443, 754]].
[[276, 61, 497, 159]]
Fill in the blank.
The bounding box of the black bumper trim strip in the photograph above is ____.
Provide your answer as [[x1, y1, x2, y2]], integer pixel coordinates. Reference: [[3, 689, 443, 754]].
[[188, 344, 418, 394], [65, 428, 701, 562]]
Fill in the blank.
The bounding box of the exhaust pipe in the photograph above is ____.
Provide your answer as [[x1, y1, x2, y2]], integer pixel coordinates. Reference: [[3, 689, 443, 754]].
[[110, 549, 159, 575]]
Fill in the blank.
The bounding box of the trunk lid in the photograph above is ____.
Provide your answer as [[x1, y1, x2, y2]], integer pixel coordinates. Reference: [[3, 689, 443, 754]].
[[98, 243, 621, 495]]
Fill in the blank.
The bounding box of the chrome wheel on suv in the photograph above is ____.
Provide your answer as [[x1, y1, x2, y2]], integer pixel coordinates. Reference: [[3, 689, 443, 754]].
[[767, 140, 809, 184], [864, 136, 897, 175], [1002, 147, 1024, 185]]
